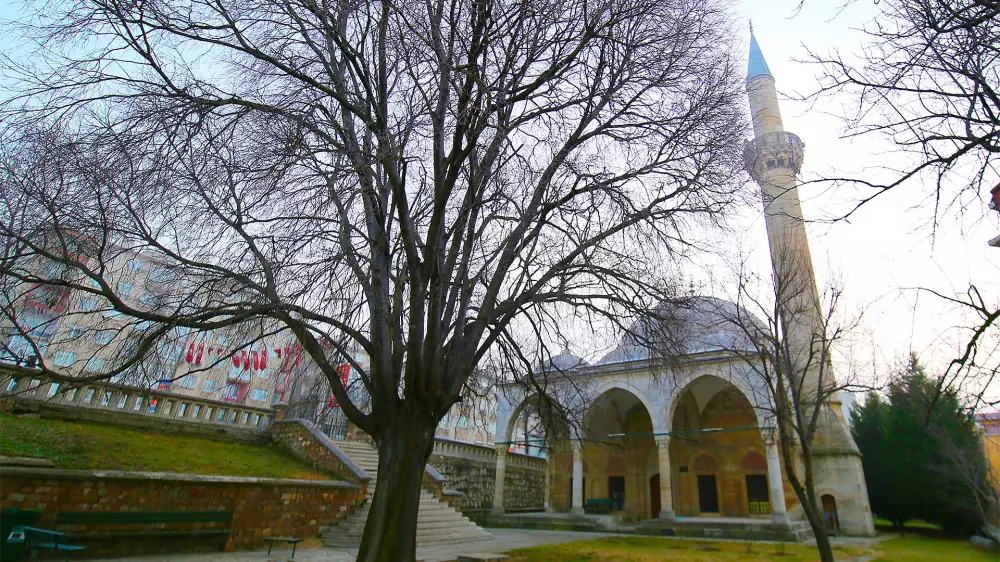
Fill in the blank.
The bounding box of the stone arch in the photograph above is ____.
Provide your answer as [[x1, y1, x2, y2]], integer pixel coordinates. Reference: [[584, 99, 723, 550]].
[[665, 373, 770, 435], [499, 391, 575, 446], [691, 453, 719, 472], [585, 379, 662, 434]]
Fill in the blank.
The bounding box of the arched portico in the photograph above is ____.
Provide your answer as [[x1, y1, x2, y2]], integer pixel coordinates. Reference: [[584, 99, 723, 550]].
[[666, 374, 789, 522]]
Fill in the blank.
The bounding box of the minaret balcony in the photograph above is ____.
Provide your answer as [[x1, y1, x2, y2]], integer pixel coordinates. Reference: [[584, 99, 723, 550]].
[[743, 131, 805, 179]]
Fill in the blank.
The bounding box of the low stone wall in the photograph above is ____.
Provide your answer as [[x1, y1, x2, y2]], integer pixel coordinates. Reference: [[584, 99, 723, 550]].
[[270, 419, 371, 485], [0, 467, 364, 556], [428, 440, 545, 520]]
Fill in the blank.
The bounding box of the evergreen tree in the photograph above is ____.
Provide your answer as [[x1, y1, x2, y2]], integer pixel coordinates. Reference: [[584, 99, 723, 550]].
[[855, 354, 991, 534], [851, 392, 890, 523]]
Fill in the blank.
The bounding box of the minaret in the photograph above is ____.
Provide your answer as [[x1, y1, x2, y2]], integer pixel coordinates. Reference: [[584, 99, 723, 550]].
[[744, 30, 875, 537]]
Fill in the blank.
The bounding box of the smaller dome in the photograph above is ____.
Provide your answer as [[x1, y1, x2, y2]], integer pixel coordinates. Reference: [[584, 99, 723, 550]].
[[537, 347, 589, 373]]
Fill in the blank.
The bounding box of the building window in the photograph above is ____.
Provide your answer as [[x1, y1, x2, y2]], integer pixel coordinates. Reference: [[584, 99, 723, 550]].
[[66, 325, 85, 339], [178, 402, 189, 417], [229, 410, 238, 424], [126, 259, 144, 272], [163, 400, 173, 415], [217, 408, 227, 422], [250, 388, 267, 402], [79, 297, 98, 311], [193, 404, 203, 418], [139, 291, 161, 309], [147, 267, 175, 284], [68, 387, 79, 401], [202, 379, 218, 392], [5, 377, 19, 392], [85, 357, 107, 373], [104, 309, 124, 320], [179, 375, 197, 389], [117, 394, 129, 409], [84, 388, 96, 402], [254, 414, 262, 426], [46, 382, 60, 397], [101, 391, 113, 406], [53, 351, 76, 367], [133, 396, 144, 410], [241, 412, 249, 424], [116, 282, 134, 297], [205, 407, 214, 420], [94, 330, 115, 345]]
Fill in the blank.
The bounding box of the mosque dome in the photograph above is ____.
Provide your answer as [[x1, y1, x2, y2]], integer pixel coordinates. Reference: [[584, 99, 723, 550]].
[[595, 296, 763, 365], [536, 347, 589, 373]]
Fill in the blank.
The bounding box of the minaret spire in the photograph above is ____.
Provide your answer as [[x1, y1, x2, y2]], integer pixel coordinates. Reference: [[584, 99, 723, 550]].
[[743, 30, 876, 537]]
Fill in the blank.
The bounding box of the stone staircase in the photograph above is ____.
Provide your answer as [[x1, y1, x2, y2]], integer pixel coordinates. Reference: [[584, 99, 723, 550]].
[[322, 439, 491, 548]]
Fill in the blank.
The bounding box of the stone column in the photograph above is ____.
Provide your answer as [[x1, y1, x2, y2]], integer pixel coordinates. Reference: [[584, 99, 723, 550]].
[[767, 441, 789, 525], [570, 441, 585, 516], [655, 436, 676, 520], [490, 445, 508, 516]]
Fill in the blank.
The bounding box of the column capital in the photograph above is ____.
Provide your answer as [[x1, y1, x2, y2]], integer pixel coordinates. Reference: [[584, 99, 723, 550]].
[[654, 435, 670, 447], [495, 444, 509, 456]]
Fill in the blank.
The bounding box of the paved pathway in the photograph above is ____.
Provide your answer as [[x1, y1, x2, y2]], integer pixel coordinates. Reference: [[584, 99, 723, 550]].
[[86, 529, 612, 562]]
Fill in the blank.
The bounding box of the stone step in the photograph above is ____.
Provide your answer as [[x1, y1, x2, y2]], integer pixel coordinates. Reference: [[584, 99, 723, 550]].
[[324, 437, 490, 549]]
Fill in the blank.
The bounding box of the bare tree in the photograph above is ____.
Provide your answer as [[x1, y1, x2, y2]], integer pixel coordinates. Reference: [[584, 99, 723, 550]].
[[721, 247, 869, 562], [0, 0, 748, 559], [805, 0, 999, 416]]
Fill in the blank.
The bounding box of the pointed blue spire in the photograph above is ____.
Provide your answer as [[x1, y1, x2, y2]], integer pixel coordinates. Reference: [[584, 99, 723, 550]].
[[748, 29, 772, 80]]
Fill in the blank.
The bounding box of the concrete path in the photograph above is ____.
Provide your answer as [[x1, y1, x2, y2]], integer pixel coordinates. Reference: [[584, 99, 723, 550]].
[[85, 529, 612, 562]]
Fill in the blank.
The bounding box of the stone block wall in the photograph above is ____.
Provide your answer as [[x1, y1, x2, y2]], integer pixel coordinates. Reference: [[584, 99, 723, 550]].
[[271, 419, 371, 486], [0, 467, 364, 556], [428, 440, 545, 519]]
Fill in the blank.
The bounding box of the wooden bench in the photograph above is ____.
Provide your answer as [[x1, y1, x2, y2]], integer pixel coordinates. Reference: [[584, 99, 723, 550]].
[[262, 536, 303, 558], [584, 498, 613, 514], [8, 526, 86, 561], [54, 510, 232, 554]]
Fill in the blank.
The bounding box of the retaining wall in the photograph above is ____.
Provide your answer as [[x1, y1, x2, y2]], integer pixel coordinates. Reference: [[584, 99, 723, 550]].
[[0, 467, 364, 556]]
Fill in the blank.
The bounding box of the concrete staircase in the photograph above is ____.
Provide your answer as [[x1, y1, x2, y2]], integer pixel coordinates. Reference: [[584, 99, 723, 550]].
[[322, 439, 491, 548]]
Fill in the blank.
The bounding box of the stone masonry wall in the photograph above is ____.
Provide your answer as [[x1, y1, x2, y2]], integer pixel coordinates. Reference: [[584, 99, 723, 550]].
[[270, 419, 371, 487], [428, 441, 545, 519], [0, 467, 364, 556]]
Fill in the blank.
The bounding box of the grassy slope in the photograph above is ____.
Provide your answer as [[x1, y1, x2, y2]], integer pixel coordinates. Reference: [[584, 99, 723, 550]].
[[504, 535, 994, 562], [0, 413, 330, 480]]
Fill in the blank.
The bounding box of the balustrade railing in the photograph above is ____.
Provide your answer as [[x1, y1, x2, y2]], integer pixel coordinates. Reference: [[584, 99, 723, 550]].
[[1, 369, 274, 430]]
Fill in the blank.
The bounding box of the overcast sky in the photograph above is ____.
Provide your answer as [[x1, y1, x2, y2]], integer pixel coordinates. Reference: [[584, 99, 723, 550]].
[[1, 0, 997, 403], [728, 0, 999, 402]]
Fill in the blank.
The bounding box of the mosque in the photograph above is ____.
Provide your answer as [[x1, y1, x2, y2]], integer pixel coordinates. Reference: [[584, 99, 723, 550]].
[[490, 32, 876, 537]]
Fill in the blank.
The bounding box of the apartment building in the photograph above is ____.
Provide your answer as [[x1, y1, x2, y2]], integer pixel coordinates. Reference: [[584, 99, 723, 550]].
[[0, 246, 315, 411]]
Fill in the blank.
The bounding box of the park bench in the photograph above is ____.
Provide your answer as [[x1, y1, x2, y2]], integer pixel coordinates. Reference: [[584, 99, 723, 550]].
[[262, 536, 303, 558], [8, 525, 86, 561], [583, 498, 613, 514], [54, 510, 232, 555]]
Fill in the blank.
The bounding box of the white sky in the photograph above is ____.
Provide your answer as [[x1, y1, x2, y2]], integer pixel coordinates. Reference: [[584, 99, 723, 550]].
[[1, 0, 997, 402], [727, 0, 1000, 401]]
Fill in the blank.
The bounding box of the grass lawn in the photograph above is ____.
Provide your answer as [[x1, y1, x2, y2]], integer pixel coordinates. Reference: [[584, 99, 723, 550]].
[[504, 535, 994, 561], [0, 413, 330, 479]]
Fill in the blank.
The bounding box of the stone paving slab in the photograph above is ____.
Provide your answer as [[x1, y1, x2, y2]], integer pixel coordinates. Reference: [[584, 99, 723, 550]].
[[83, 529, 612, 562]]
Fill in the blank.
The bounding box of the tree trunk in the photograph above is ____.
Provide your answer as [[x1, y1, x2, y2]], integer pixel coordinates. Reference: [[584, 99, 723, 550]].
[[357, 419, 436, 562], [801, 502, 835, 562]]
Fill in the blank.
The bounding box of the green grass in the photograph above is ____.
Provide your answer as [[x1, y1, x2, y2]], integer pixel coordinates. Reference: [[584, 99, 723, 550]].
[[504, 535, 994, 562], [0, 413, 331, 479], [874, 535, 996, 561], [504, 536, 868, 562]]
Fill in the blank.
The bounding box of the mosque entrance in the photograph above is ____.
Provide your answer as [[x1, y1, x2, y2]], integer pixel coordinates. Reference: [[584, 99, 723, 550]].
[[697, 475, 719, 513], [608, 476, 626, 510]]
